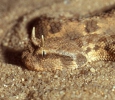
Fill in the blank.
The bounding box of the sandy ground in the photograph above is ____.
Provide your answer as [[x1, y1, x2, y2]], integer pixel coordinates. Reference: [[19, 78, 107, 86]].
[[0, 0, 115, 100]]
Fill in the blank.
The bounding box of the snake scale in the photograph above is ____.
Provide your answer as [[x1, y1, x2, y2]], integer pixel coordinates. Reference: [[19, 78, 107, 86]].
[[21, 16, 115, 71]]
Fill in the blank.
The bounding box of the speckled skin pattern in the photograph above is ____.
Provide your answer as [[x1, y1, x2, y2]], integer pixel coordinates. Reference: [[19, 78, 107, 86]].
[[22, 16, 115, 71]]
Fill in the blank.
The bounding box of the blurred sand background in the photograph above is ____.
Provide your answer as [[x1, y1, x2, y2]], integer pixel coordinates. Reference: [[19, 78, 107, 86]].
[[0, 0, 115, 100]]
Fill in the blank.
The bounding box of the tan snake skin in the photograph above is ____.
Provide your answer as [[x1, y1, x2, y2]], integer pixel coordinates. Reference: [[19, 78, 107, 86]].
[[22, 16, 115, 71]]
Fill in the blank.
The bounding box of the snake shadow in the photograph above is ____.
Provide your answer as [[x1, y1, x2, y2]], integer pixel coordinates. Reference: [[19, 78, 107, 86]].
[[2, 47, 24, 67]]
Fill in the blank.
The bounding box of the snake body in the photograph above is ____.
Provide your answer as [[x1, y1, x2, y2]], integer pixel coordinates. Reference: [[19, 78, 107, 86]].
[[22, 16, 115, 71]]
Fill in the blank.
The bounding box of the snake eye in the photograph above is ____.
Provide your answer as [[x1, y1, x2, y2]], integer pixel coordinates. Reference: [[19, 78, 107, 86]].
[[42, 50, 46, 56]]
